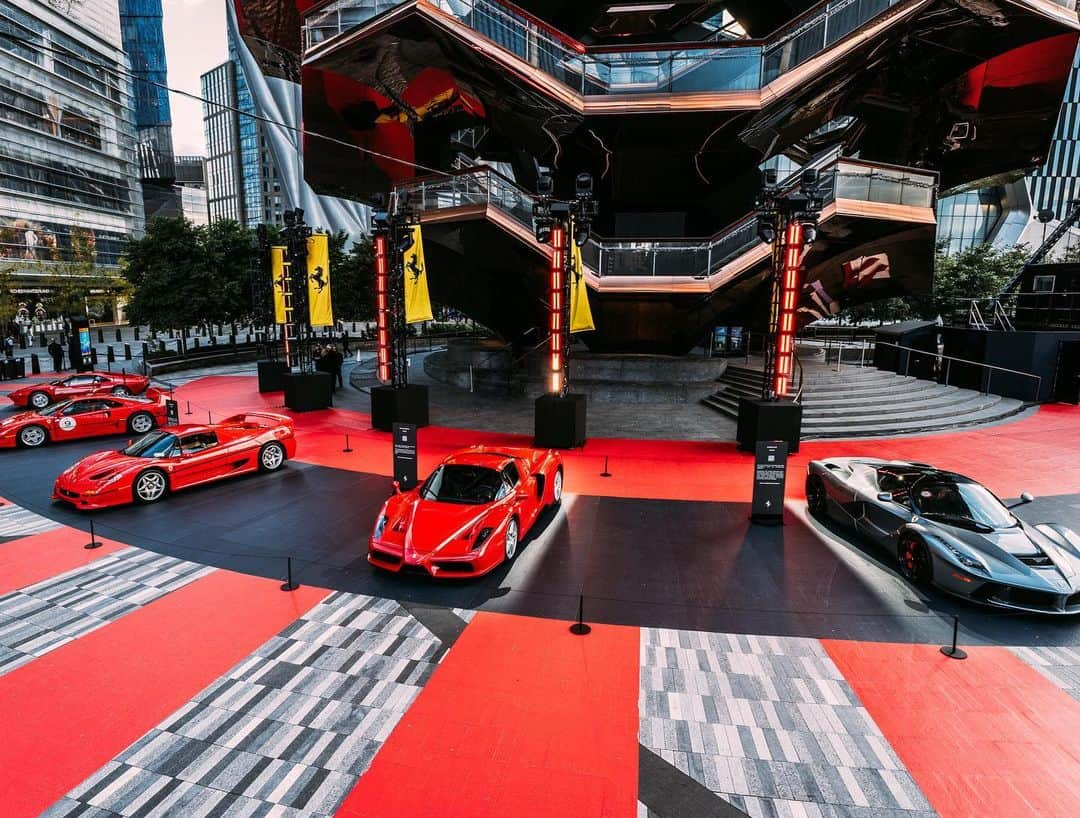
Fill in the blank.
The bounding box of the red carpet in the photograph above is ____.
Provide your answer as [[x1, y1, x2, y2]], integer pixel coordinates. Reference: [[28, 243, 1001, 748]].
[[824, 640, 1080, 818], [0, 526, 127, 595], [0, 571, 327, 818], [174, 375, 1079, 505], [335, 612, 640, 818]]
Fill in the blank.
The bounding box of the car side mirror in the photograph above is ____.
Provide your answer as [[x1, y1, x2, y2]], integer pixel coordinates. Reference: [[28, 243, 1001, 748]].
[[392, 480, 401, 495], [1007, 492, 1035, 509], [877, 492, 894, 503]]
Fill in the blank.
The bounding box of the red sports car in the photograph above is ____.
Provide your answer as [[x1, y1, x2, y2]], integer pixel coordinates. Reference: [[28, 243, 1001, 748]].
[[0, 392, 168, 448], [369, 446, 563, 578], [9, 371, 151, 409], [52, 412, 295, 509]]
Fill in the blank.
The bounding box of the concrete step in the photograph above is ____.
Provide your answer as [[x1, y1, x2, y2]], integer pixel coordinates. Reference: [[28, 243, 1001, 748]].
[[801, 382, 956, 409], [799, 381, 946, 401], [802, 393, 1005, 426], [802, 398, 1026, 438], [803, 388, 982, 417]]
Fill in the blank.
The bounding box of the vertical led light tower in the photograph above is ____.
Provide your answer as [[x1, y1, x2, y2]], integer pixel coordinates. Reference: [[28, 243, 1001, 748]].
[[736, 168, 823, 453]]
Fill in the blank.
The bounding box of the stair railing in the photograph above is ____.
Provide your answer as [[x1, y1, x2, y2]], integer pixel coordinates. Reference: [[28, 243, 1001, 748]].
[[874, 341, 1043, 402], [793, 353, 805, 404]]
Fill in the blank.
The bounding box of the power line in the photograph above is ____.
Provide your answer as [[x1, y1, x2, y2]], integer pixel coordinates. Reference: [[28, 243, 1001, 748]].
[[0, 30, 454, 180]]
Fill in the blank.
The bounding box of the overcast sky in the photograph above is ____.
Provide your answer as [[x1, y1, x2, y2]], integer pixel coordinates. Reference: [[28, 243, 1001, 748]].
[[163, 0, 228, 156]]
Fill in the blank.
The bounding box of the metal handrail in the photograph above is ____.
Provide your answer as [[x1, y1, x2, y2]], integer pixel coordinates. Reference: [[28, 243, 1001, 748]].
[[874, 341, 1042, 401]]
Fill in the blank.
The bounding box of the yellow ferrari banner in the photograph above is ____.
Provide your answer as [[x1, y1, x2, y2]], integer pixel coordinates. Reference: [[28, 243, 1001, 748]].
[[403, 225, 433, 324], [271, 246, 287, 324], [306, 233, 333, 327], [569, 234, 595, 334]]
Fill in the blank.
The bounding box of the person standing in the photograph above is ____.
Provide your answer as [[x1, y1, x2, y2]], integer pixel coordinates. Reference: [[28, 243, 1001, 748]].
[[340, 329, 351, 355], [47, 338, 64, 372], [324, 343, 344, 389]]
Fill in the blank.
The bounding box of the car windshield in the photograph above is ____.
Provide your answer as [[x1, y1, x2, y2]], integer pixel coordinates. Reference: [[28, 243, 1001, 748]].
[[420, 465, 504, 505], [37, 400, 73, 416], [123, 431, 177, 458], [913, 480, 1015, 530]]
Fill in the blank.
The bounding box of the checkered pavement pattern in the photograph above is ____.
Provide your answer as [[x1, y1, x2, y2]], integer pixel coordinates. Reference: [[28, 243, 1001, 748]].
[[1011, 645, 1080, 702], [0, 499, 62, 540], [42, 591, 452, 817], [0, 549, 213, 677], [639, 629, 937, 818]]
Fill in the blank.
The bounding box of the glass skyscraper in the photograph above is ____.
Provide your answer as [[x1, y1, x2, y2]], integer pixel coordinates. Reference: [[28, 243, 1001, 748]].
[[0, 0, 142, 278]]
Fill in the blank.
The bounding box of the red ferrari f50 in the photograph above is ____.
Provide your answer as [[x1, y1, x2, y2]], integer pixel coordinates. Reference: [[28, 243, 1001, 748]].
[[369, 446, 563, 578], [52, 412, 295, 509]]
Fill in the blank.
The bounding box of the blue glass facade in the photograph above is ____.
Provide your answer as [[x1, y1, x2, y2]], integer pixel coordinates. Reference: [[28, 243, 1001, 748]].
[[228, 36, 263, 227], [118, 0, 170, 130]]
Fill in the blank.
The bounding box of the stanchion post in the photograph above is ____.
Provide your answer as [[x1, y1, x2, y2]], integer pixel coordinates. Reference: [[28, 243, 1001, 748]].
[[280, 556, 299, 591], [84, 519, 102, 550], [343, 433, 353, 453], [940, 615, 967, 660], [600, 456, 611, 478], [185, 400, 192, 415], [207, 411, 212, 425], [569, 594, 591, 635]]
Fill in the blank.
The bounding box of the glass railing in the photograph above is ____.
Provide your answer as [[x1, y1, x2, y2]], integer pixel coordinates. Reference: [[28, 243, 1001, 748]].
[[303, 0, 919, 95], [394, 156, 936, 278]]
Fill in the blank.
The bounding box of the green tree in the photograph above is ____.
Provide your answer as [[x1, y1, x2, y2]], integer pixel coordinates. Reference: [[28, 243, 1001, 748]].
[[921, 242, 1028, 319], [122, 217, 208, 331], [328, 232, 374, 321], [201, 218, 255, 324]]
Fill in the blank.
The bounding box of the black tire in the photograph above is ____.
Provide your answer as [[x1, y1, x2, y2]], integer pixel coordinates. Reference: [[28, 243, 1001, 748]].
[[806, 474, 827, 518], [258, 441, 286, 473], [29, 391, 50, 410], [550, 467, 563, 508], [127, 411, 156, 435], [111, 386, 131, 397], [899, 534, 933, 588], [17, 424, 48, 448], [133, 468, 168, 504]]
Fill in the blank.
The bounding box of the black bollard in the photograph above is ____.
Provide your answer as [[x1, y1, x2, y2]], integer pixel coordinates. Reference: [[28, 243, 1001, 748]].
[[115, 328, 122, 342], [940, 615, 967, 660], [97, 328, 104, 343], [84, 519, 102, 550], [280, 556, 298, 591], [193, 337, 200, 349], [124, 343, 132, 360], [343, 433, 353, 453], [600, 456, 611, 478], [134, 326, 140, 341], [569, 595, 591, 636], [89, 348, 98, 366], [106, 346, 115, 363], [30, 353, 40, 374]]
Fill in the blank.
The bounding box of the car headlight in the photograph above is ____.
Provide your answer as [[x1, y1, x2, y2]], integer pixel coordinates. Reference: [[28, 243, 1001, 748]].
[[943, 543, 987, 573], [374, 514, 389, 539], [472, 527, 494, 551]]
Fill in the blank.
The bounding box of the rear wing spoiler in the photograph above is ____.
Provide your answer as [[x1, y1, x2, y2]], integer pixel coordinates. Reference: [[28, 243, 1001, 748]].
[[219, 412, 293, 429]]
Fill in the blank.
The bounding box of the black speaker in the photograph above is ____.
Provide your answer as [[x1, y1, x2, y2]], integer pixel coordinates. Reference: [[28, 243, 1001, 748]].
[[283, 371, 333, 412], [371, 385, 430, 431], [736, 398, 802, 453], [534, 393, 587, 449], [257, 360, 288, 393]]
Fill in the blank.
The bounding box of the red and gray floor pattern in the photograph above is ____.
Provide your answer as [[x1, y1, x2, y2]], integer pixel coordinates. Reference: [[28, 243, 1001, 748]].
[[1, 376, 1080, 816]]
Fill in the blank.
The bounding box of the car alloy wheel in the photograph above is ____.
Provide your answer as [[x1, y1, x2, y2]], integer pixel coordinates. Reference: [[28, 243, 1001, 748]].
[[128, 412, 154, 434], [111, 386, 130, 396], [19, 425, 47, 448], [259, 442, 285, 472], [134, 470, 167, 503], [29, 391, 49, 409], [504, 518, 519, 561], [806, 475, 827, 518], [899, 536, 933, 587], [552, 469, 563, 506]]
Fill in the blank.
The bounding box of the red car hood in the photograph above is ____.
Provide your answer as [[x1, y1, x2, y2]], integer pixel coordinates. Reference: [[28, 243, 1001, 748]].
[[0, 410, 42, 429], [59, 449, 142, 482], [393, 497, 497, 558]]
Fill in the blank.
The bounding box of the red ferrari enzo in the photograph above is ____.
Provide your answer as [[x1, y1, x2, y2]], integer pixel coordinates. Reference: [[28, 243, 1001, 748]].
[[52, 412, 295, 509], [9, 371, 151, 409], [369, 446, 563, 578], [0, 392, 168, 448]]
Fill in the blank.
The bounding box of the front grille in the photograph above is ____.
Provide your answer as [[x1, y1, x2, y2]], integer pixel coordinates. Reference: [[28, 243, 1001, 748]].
[[435, 562, 474, 574], [991, 586, 1060, 611], [60, 488, 79, 499], [1067, 591, 1080, 608], [370, 549, 401, 565]]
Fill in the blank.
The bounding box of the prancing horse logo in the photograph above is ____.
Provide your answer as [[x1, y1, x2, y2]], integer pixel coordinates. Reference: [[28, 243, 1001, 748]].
[[406, 254, 424, 283], [310, 266, 328, 292]]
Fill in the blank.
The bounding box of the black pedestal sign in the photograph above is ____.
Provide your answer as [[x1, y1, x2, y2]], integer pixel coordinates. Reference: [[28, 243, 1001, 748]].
[[392, 423, 418, 491], [751, 440, 788, 525], [165, 399, 180, 427]]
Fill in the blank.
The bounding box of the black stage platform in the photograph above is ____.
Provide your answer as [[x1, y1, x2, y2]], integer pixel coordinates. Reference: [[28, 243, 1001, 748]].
[[4, 436, 1080, 648]]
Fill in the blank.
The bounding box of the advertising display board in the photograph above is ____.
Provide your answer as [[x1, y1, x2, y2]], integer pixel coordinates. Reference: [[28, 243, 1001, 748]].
[[68, 316, 92, 372], [165, 399, 180, 427], [392, 423, 418, 491], [751, 440, 788, 525]]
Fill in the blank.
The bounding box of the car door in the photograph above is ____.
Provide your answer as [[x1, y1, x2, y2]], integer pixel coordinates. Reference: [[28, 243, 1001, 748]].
[[53, 399, 110, 440], [99, 399, 130, 434], [53, 375, 96, 400], [173, 432, 234, 487], [504, 461, 540, 533], [859, 468, 915, 548]]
